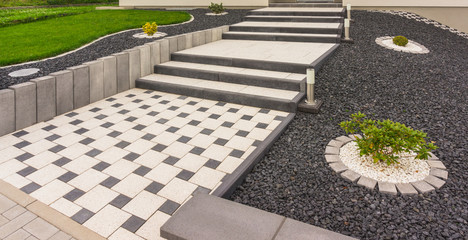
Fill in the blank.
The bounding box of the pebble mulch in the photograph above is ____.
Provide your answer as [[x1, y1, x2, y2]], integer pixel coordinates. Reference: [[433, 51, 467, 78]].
[[231, 10, 468, 239]]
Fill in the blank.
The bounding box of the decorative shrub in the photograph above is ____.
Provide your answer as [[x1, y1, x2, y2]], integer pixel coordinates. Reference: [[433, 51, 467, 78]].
[[208, 2, 225, 14], [393, 35, 408, 47], [340, 112, 438, 165], [142, 22, 158, 36]]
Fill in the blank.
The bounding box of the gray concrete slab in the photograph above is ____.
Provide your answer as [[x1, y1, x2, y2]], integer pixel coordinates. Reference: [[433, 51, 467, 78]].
[[357, 176, 377, 190], [137, 45, 151, 77], [126, 48, 141, 89], [68, 65, 90, 109], [145, 42, 161, 73], [177, 35, 187, 51], [166, 36, 178, 55], [378, 181, 397, 195], [50, 70, 73, 115], [0, 89, 15, 136], [395, 183, 418, 195], [99, 56, 118, 98], [113, 52, 130, 93], [158, 39, 170, 63], [31, 76, 56, 122], [161, 194, 284, 240], [9, 82, 37, 130], [84, 61, 104, 103], [275, 218, 357, 240]]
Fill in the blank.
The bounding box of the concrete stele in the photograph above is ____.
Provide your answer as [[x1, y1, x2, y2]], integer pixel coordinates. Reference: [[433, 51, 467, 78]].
[[167, 36, 178, 54], [99, 56, 118, 98], [113, 52, 130, 93], [68, 65, 90, 109], [50, 70, 73, 115], [145, 41, 161, 74], [84, 61, 104, 103], [9, 82, 37, 130], [0, 89, 15, 136], [137, 45, 151, 78], [126, 48, 141, 89], [177, 35, 187, 51], [31, 76, 56, 122], [158, 39, 170, 63]]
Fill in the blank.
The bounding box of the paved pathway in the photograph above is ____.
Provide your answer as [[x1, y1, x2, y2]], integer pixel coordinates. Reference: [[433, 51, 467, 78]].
[[0, 88, 289, 239]]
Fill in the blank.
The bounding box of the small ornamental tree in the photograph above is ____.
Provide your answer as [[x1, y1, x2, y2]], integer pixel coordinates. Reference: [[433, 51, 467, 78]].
[[340, 112, 438, 165]]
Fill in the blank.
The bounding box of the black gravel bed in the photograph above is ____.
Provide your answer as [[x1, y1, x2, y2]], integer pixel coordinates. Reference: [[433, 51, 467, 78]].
[[231, 11, 468, 240], [0, 8, 251, 89]]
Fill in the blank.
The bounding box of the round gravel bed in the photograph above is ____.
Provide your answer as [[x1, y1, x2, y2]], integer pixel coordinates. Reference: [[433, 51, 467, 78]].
[[0, 8, 251, 89], [231, 11, 468, 239]]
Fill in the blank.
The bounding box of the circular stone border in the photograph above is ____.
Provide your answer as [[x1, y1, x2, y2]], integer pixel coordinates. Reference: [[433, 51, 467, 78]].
[[375, 36, 430, 54], [132, 32, 168, 39], [206, 12, 228, 16], [325, 135, 448, 195], [8, 68, 40, 77]]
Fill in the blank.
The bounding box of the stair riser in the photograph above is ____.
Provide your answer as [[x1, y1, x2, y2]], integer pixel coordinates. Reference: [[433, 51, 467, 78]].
[[229, 25, 342, 34], [243, 16, 342, 23], [222, 33, 340, 43], [249, 11, 344, 17], [155, 65, 303, 91], [171, 53, 308, 74], [136, 79, 302, 112]]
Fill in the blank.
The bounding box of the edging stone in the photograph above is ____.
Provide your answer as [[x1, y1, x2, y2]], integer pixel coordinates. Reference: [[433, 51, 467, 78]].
[[325, 134, 447, 195]]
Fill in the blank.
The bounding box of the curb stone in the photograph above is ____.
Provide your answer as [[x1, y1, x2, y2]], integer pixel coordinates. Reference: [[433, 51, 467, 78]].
[[324, 135, 447, 195]]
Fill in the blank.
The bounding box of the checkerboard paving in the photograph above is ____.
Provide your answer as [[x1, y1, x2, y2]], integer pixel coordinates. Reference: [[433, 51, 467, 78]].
[[0, 88, 290, 240]]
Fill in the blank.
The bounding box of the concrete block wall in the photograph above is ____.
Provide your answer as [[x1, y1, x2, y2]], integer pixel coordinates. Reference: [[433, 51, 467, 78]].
[[0, 25, 228, 137]]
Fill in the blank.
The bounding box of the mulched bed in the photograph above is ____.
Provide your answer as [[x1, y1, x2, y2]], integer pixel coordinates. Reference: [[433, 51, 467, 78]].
[[231, 11, 468, 240], [0, 8, 250, 89]]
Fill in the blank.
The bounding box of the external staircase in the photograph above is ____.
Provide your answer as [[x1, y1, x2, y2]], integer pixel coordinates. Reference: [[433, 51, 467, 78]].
[[136, 4, 344, 113]]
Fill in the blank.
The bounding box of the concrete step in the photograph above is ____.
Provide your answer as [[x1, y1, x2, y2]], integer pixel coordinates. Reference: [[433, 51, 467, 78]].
[[170, 40, 339, 74], [244, 15, 343, 23], [269, 3, 342, 7], [249, 7, 344, 16], [136, 74, 304, 112], [230, 21, 342, 34], [223, 31, 340, 43], [154, 61, 305, 91]]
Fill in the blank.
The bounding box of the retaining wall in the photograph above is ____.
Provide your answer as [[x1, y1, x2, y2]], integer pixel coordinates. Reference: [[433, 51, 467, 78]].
[[0, 26, 229, 138], [119, 0, 268, 8]]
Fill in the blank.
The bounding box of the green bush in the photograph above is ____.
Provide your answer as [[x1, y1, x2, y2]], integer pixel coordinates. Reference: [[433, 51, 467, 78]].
[[142, 22, 157, 36], [393, 35, 408, 47], [208, 2, 225, 14], [340, 112, 438, 165]]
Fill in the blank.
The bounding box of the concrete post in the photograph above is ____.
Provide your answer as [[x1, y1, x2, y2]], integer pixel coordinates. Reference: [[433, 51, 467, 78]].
[[99, 56, 118, 98], [85, 60, 104, 103], [177, 35, 187, 51], [113, 52, 130, 93], [50, 70, 73, 115], [137, 45, 151, 77], [0, 89, 15, 136], [167, 36, 178, 54], [68, 65, 90, 109], [204, 29, 213, 44], [31, 76, 56, 122], [146, 42, 161, 74], [126, 48, 141, 89], [9, 82, 37, 130], [159, 39, 170, 63]]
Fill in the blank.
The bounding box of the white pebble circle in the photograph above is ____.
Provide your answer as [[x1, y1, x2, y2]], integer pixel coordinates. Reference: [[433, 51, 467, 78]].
[[8, 68, 40, 77], [375, 36, 429, 54], [206, 12, 228, 16], [133, 32, 167, 39]]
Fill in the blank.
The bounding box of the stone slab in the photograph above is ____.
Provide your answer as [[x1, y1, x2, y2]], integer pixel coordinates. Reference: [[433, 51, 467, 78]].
[[430, 168, 448, 180], [99, 56, 118, 98], [50, 71, 73, 115], [325, 146, 339, 155], [328, 139, 344, 148], [68, 65, 90, 109], [378, 181, 397, 195], [158, 39, 170, 63], [126, 48, 141, 89], [167, 36, 178, 54], [325, 154, 340, 163], [84, 60, 104, 103], [341, 170, 360, 182], [204, 29, 213, 44], [9, 82, 36, 130], [0, 89, 15, 136], [423, 175, 445, 189], [137, 45, 151, 77], [146, 42, 161, 73], [161, 194, 284, 240], [177, 35, 187, 51], [113, 52, 130, 93], [8, 68, 40, 77], [192, 31, 206, 47], [411, 181, 435, 194], [427, 160, 446, 169], [31, 76, 56, 122], [275, 218, 357, 240], [336, 135, 353, 144], [395, 183, 418, 195], [357, 176, 377, 190], [329, 162, 347, 173]]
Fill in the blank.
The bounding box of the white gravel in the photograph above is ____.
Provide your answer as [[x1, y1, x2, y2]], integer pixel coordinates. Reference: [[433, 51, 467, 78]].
[[339, 141, 430, 183], [132, 32, 168, 39], [375, 36, 430, 54]]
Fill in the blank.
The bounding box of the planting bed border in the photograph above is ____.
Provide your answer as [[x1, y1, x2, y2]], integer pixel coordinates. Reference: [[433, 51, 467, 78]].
[[375, 36, 429, 54], [325, 135, 448, 195]]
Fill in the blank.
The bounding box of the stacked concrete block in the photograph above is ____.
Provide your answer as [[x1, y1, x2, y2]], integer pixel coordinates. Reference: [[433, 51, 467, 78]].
[[85, 60, 104, 103], [31, 76, 56, 122], [204, 29, 213, 44], [126, 48, 141, 89], [0, 89, 15, 136], [137, 45, 151, 77], [177, 35, 187, 51], [100, 56, 118, 98], [68, 65, 90, 109], [159, 39, 170, 63], [113, 52, 130, 93], [167, 36, 178, 54], [9, 82, 37, 130], [146, 42, 161, 74], [50, 71, 73, 115]]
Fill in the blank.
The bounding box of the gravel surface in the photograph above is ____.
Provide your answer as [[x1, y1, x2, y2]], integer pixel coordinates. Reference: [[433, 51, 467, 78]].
[[0, 8, 250, 89], [231, 11, 468, 240]]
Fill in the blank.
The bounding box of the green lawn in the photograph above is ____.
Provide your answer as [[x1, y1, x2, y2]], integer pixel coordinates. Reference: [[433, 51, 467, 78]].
[[0, 0, 116, 7], [0, 10, 191, 66]]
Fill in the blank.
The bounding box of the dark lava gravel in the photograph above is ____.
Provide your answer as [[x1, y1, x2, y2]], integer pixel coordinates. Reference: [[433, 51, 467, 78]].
[[0, 8, 250, 89], [231, 11, 468, 240]]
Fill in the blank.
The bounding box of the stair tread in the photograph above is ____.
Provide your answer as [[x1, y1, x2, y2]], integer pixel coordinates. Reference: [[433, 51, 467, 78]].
[[232, 21, 341, 29], [246, 15, 342, 19], [225, 31, 339, 38], [140, 74, 301, 100], [252, 7, 343, 12], [159, 61, 306, 81]]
